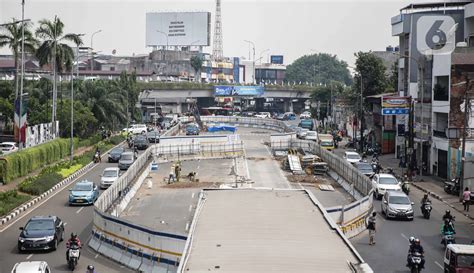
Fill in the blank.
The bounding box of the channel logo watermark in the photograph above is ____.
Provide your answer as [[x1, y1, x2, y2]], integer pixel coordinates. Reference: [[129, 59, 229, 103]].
[[417, 15, 458, 55]]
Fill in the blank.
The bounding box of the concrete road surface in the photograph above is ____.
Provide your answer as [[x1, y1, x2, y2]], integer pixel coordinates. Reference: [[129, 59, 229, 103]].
[[0, 146, 140, 273]]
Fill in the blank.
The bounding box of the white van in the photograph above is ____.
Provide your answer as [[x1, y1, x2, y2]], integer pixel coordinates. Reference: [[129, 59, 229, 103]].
[[123, 124, 147, 134]]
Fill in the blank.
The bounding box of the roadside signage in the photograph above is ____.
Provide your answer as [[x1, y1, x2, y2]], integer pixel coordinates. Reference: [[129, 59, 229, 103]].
[[381, 96, 410, 115], [214, 85, 264, 97]]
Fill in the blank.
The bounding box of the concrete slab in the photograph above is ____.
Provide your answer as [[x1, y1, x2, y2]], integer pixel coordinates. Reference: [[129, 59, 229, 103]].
[[181, 189, 365, 273]]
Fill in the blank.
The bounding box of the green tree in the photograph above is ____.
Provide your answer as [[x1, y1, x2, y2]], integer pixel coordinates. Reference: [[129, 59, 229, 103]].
[[117, 72, 139, 123], [352, 52, 388, 98], [190, 55, 203, 82], [76, 79, 127, 129], [35, 16, 82, 127], [57, 99, 97, 138], [0, 19, 37, 98], [285, 53, 352, 85], [310, 81, 346, 120]]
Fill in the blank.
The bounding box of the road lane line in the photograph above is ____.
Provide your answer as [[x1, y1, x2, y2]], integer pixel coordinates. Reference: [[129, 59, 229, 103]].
[[185, 222, 190, 231], [0, 159, 104, 233], [26, 254, 33, 260], [401, 233, 409, 241], [95, 253, 99, 259], [435, 261, 444, 269], [189, 205, 193, 212], [191, 192, 195, 199], [76, 207, 84, 214]]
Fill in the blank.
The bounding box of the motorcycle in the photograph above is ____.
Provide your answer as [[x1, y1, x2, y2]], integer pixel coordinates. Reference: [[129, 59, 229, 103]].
[[444, 178, 460, 195], [442, 231, 456, 248], [421, 200, 432, 219], [402, 181, 410, 195], [93, 152, 101, 163], [67, 244, 81, 270], [408, 252, 423, 273]]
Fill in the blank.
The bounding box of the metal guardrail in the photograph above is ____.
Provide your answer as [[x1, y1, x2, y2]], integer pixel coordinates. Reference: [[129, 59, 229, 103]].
[[200, 116, 293, 132], [152, 141, 244, 159]]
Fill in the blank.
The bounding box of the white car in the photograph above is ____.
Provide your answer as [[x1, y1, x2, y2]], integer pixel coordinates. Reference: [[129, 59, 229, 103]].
[[100, 167, 120, 189], [344, 151, 361, 164], [123, 124, 147, 134], [371, 173, 402, 199], [255, 112, 271, 119], [300, 111, 311, 119], [297, 128, 309, 139], [11, 261, 51, 273], [0, 142, 18, 154], [305, 131, 318, 141]]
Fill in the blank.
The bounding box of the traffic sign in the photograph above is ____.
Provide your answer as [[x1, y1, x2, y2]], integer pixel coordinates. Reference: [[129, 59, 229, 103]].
[[382, 108, 409, 115]]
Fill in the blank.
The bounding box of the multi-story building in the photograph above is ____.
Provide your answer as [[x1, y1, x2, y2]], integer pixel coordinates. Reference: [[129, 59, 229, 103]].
[[391, 1, 474, 181], [255, 63, 286, 85]]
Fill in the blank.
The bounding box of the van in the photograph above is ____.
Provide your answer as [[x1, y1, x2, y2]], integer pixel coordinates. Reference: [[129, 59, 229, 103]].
[[299, 119, 314, 130]]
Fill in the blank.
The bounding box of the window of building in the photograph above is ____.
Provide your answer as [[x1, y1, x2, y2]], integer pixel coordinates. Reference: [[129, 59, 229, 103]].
[[434, 76, 449, 101]]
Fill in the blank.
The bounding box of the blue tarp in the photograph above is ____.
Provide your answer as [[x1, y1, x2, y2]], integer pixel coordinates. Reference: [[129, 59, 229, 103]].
[[207, 125, 237, 132]]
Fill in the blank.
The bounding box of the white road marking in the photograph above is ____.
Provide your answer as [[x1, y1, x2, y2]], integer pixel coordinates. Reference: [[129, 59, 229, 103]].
[[189, 205, 193, 212], [63, 222, 67, 227], [401, 233, 409, 241], [76, 207, 84, 214], [185, 222, 190, 231], [191, 192, 195, 199], [434, 261, 444, 269], [0, 160, 103, 233], [26, 254, 33, 260], [95, 253, 99, 259], [197, 165, 200, 169]]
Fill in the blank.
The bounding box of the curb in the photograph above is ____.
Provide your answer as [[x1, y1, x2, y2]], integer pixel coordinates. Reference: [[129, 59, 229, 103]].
[[410, 182, 474, 221], [0, 141, 124, 226]]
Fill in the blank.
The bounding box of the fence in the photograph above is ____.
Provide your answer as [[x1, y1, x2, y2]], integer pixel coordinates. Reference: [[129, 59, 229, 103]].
[[151, 141, 244, 159], [91, 124, 187, 272]]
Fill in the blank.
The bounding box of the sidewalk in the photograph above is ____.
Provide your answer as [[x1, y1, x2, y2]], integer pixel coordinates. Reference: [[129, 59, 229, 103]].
[[378, 153, 474, 220]]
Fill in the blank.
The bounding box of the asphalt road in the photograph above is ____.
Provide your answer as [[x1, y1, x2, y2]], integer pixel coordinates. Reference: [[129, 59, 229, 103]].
[[330, 146, 474, 272], [0, 145, 142, 273]]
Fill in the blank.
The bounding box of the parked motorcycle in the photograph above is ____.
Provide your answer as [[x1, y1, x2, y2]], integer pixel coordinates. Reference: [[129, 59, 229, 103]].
[[444, 177, 460, 195], [67, 244, 81, 270], [421, 200, 432, 219], [408, 252, 423, 273]]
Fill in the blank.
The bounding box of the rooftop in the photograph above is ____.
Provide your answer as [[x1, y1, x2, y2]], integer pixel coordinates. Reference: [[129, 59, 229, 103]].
[[400, 1, 471, 12], [180, 189, 369, 273]]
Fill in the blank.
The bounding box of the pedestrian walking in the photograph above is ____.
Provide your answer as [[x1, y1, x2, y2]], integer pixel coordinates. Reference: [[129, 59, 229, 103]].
[[367, 212, 377, 245], [463, 187, 471, 212], [168, 165, 176, 184]]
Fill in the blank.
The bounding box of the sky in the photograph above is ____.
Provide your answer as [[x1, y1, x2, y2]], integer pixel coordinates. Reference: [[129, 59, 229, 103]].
[[0, 0, 428, 66]]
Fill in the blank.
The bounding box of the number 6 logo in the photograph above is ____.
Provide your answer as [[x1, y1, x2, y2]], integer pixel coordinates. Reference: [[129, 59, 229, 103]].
[[417, 15, 457, 55]]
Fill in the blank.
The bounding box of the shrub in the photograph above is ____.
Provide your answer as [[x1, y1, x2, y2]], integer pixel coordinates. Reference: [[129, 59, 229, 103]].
[[57, 164, 82, 178], [0, 138, 77, 184], [0, 190, 31, 216], [18, 172, 63, 196]]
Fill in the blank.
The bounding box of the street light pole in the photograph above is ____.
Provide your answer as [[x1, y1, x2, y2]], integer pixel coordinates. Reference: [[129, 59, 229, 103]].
[[70, 37, 85, 162], [90, 29, 102, 75], [18, 0, 26, 149], [244, 40, 255, 84]]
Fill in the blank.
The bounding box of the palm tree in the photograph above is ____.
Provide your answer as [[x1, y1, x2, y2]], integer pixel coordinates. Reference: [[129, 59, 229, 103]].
[[35, 16, 82, 135], [0, 19, 37, 99]]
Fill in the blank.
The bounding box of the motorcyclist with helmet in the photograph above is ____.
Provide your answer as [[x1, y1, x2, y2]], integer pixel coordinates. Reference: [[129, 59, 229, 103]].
[[407, 238, 425, 269], [66, 233, 82, 261], [86, 265, 96, 273], [420, 193, 431, 214]]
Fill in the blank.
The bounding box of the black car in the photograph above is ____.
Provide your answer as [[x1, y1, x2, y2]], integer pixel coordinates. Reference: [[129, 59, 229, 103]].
[[108, 147, 124, 163], [146, 131, 160, 143], [134, 135, 149, 150], [18, 216, 64, 252]]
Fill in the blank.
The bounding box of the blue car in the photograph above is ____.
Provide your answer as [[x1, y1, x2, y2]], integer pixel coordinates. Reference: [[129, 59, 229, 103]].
[[68, 180, 99, 205]]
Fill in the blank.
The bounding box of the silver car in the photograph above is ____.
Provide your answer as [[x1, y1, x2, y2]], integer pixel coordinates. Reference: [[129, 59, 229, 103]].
[[118, 152, 135, 170], [381, 191, 414, 220]]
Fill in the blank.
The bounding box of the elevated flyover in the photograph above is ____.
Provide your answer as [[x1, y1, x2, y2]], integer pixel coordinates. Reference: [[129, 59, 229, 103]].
[[179, 189, 373, 273]]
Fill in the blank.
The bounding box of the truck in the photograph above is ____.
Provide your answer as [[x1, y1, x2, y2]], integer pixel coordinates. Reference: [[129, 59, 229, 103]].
[[318, 134, 335, 151]]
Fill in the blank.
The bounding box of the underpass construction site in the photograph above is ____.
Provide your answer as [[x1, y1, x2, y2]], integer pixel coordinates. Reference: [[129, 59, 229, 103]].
[[88, 117, 374, 273]]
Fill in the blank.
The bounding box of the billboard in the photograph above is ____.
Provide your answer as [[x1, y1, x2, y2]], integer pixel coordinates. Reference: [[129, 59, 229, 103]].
[[214, 86, 264, 97], [381, 96, 410, 115], [146, 12, 210, 46], [270, 55, 284, 64]]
